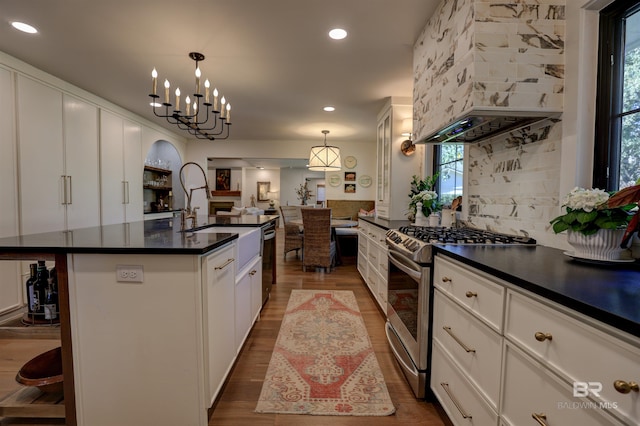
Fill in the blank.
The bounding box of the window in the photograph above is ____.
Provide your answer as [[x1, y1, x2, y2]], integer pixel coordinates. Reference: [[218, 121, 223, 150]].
[[433, 144, 463, 206], [594, 0, 640, 190]]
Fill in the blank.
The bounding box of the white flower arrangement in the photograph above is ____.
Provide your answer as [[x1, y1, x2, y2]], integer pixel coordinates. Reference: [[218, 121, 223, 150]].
[[563, 187, 610, 212]]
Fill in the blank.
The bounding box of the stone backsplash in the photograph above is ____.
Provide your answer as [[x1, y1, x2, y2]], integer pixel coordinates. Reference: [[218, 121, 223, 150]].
[[465, 118, 565, 247], [413, 0, 565, 142]]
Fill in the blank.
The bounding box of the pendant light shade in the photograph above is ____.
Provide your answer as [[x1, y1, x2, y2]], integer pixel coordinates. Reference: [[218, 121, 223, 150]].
[[308, 130, 341, 171]]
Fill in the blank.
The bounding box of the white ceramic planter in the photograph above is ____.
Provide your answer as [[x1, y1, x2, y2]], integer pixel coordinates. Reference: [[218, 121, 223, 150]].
[[567, 229, 632, 261]]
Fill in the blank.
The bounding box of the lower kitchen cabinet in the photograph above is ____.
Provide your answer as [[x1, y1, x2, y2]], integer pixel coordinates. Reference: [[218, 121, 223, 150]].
[[203, 243, 237, 406], [235, 255, 261, 353], [433, 255, 637, 426], [357, 219, 388, 313]]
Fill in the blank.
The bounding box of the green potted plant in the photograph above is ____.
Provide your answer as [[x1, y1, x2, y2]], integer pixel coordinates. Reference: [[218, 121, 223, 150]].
[[550, 186, 638, 260], [407, 174, 441, 224]]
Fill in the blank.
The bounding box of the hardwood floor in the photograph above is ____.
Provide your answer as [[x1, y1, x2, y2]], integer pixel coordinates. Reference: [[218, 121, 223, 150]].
[[209, 229, 448, 425]]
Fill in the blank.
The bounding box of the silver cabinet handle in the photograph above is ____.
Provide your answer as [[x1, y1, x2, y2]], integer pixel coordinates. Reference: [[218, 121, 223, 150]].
[[67, 175, 72, 204], [122, 181, 127, 204], [440, 382, 472, 419], [125, 180, 130, 204], [443, 326, 476, 353], [61, 175, 68, 205], [214, 258, 235, 270]]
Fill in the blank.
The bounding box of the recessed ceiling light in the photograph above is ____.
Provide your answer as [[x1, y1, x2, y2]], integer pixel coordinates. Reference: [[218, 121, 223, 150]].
[[329, 28, 347, 40], [323, 106, 335, 112], [11, 21, 38, 34]]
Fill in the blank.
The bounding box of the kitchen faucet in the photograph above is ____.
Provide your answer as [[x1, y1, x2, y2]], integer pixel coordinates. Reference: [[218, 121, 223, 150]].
[[179, 162, 212, 231]]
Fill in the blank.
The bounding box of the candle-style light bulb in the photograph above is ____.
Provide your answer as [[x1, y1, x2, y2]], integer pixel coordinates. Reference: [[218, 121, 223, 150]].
[[220, 96, 227, 119], [151, 68, 158, 96], [213, 88, 219, 112], [164, 79, 170, 104], [195, 67, 201, 95], [185, 96, 191, 115], [204, 79, 210, 103], [175, 88, 181, 111], [226, 103, 231, 123], [193, 102, 198, 123]]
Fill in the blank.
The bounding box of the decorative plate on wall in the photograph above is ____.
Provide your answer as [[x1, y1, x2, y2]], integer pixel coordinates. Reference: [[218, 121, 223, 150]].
[[344, 156, 357, 169], [329, 174, 342, 187], [359, 175, 372, 187]]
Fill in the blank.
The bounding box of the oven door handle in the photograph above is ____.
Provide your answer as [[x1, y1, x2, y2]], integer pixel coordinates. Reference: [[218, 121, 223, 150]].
[[385, 322, 418, 375], [388, 250, 422, 281]]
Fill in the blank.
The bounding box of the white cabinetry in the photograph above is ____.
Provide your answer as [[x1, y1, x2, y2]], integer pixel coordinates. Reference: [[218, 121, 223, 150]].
[[202, 243, 236, 406], [17, 75, 100, 234], [100, 110, 143, 225], [235, 255, 261, 352], [0, 66, 20, 315], [433, 255, 631, 426], [357, 219, 388, 313], [375, 97, 421, 220]]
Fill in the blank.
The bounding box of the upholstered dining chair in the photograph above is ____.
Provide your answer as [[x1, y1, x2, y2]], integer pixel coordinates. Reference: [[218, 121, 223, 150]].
[[301, 208, 336, 272], [280, 206, 303, 259]]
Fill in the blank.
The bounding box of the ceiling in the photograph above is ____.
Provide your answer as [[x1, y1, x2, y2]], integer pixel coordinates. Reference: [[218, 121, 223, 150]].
[[0, 0, 439, 147]]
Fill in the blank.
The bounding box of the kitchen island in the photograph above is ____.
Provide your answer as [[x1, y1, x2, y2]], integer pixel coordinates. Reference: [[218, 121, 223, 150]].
[[0, 215, 277, 426]]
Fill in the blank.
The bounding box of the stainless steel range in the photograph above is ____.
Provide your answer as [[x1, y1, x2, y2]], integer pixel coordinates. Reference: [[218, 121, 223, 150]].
[[384, 225, 536, 398]]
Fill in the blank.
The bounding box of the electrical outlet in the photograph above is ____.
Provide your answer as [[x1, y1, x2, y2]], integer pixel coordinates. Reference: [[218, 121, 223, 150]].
[[116, 265, 144, 283]]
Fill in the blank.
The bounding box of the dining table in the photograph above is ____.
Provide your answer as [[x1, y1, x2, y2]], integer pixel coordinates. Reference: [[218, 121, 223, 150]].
[[289, 218, 358, 265]]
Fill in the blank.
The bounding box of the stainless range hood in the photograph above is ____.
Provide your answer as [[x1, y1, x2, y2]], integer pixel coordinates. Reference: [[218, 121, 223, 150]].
[[415, 109, 562, 144]]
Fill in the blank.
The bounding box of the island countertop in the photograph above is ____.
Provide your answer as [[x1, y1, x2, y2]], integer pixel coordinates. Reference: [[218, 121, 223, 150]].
[[434, 244, 640, 338], [0, 215, 277, 255]]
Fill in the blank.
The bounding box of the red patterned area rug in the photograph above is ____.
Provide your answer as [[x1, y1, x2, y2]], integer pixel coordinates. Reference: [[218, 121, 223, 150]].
[[255, 289, 396, 416]]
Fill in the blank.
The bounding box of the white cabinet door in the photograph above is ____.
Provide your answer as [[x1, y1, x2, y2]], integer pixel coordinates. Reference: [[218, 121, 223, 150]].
[[249, 256, 263, 324], [63, 94, 100, 229], [203, 243, 236, 405], [123, 119, 143, 222], [17, 75, 65, 234], [0, 66, 21, 314], [101, 112, 143, 225], [100, 110, 125, 225]]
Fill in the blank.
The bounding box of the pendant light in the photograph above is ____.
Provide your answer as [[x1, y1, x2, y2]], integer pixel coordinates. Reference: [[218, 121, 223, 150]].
[[308, 130, 341, 171]]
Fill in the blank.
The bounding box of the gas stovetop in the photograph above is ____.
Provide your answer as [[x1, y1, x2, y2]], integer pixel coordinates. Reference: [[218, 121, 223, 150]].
[[386, 225, 536, 264]]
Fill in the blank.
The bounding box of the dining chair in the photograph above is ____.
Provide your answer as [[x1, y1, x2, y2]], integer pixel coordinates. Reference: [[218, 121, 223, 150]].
[[301, 208, 336, 272], [280, 206, 303, 259]]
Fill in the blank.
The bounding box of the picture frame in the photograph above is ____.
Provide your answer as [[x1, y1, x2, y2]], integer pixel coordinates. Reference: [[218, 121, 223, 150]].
[[344, 171, 356, 182], [344, 183, 356, 193], [215, 169, 231, 191], [257, 181, 270, 201]]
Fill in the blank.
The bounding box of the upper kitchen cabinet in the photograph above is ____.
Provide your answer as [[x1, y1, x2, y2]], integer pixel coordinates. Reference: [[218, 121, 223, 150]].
[[100, 111, 143, 225], [17, 75, 100, 234], [376, 97, 422, 220]]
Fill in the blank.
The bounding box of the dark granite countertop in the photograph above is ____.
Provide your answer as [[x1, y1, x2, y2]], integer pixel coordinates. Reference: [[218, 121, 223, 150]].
[[434, 245, 640, 338], [358, 215, 411, 231], [0, 215, 277, 255]]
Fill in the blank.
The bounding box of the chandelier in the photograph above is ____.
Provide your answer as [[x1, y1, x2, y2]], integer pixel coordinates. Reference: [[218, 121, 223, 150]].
[[308, 130, 341, 171], [149, 52, 231, 140]]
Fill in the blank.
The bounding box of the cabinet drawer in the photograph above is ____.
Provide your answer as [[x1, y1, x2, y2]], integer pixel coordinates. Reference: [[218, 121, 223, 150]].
[[431, 341, 499, 426], [502, 342, 623, 426], [433, 290, 502, 410], [505, 290, 640, 425], [434, 256, 505, 332]]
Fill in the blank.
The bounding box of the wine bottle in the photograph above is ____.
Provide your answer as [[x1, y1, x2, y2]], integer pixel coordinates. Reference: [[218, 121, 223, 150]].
[[44, 273, 58, 320], [33, 261, 48, 317], [26, 263, 37, 314]]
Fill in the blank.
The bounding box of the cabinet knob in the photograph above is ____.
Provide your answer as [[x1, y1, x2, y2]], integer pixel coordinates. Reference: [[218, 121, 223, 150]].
[[441, 276, 452, 283], [531, 412, 548, 426], [534, 332, 553, 342], [465, 291, 477, 298], [614, 380, 639, 394]]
